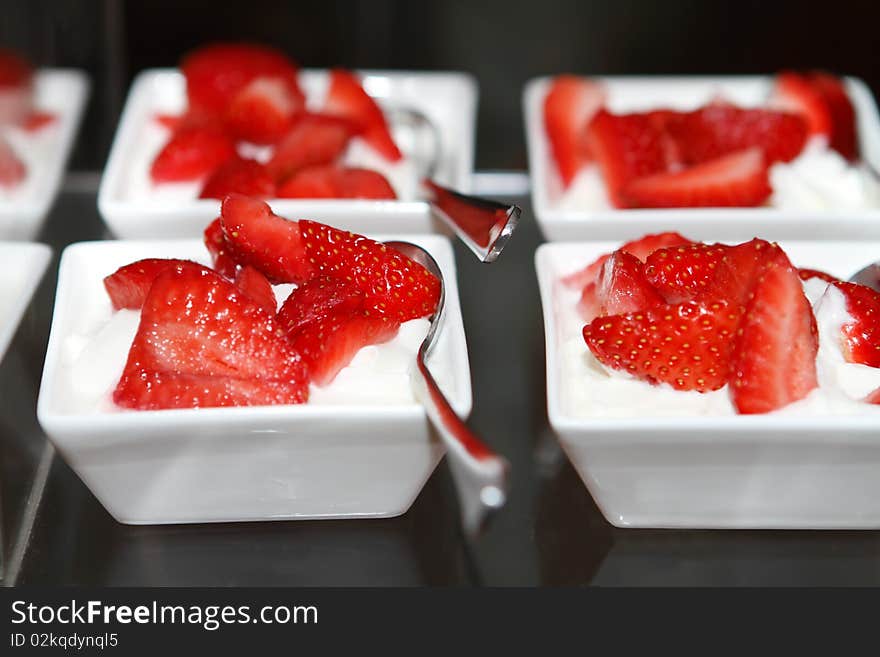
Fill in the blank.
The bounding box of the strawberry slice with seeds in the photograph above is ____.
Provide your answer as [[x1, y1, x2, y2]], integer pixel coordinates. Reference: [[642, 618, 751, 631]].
[[322, 69, 401, 161], [730, 248, 818, 414], [103, 258, 210, 310], [829, 281, 880, 368], [219, 194, 314, 284], [299, 220, 440, 321], [621, 147, 772, 208], [594, 250, 665, 315], [199, 157, 276, 199], [277, 276, 363, 336], [644, 242, 732, 304], [290, 310, 400, 386], [277, 165, 396, 199], [150, 124, 237, 183], [225, 75, 305, 145], [234, 265, 277, 314], [0, 136, 26, 188], [543, 75, 606, 187], [584, 109, 672, 207], [204, 217, 238, 278], [115, 266, 307, 390], [266, 113, 354, 183], [666, 103, 808, 165], [583, 297, 744, 392]]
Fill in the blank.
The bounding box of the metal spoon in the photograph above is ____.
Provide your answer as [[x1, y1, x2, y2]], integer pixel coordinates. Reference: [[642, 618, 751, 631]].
[[385, 239, 510, 537], [850, 262, 880, 292], [385, 106, 521, 263]]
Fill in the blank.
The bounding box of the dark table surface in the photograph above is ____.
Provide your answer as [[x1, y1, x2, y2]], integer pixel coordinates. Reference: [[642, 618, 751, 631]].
[[3, 175, 880, 587]]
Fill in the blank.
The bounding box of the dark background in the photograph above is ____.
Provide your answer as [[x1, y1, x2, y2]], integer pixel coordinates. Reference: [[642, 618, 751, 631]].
[[0, 0, 877, 173]]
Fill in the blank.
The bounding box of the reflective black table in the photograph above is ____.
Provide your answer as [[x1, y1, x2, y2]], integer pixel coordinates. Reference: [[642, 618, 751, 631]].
[[3, 174, 880, 586]]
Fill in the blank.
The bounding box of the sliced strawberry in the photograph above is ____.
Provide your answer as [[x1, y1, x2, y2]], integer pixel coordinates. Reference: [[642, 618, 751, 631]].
[[154, 113, 181, 130], [150, 124, 236, 183], [830, 281, 880, 368], [730, 248, 818, 414], [0, 136, 26, 188], [299, 220, 440, 321], [277, 165, 396, 199], [576, 282, 600, 321], [584, 109, 671, 207], [622, 147, 772, 208], [181, 43, 303, 116], [234, 265, 277, 314], [644, 243, 731, 304], [203, 217, 238, 278], [594, 250, 665, 315], [290, 310, 400, 386], [219, 194, 314, 284], [810, 72, 859, 160], [666, 103, 808, 165], [266, 113, 354, 183], [0, 49, 32, 89], [114, 370, 308, 410], [866, 387, 880, 404], [771, 72, 833, 138], [583, 297, 743, 392], [115, 266, 307, 388], [20, 111, 56, 132], [277, 276, 363, 335], [103, 259, 208, 310], [543, 75, 606, 187], [0, 49, 33, 126], [561, 231, 692, 290], [322, 69, 401, 161], [798, 268, 839, 284], [225, 76, 305, 145], [199, 157, 276, 199]]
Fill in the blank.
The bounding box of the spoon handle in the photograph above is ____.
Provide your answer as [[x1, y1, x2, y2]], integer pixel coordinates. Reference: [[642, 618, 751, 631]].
[[412, 351, 509, 537]]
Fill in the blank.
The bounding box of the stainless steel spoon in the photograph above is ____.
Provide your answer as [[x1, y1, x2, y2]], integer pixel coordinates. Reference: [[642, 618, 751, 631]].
[[850, 261, 880, 292], [385, 239, 510, 537], [385, 106, 521, 263]]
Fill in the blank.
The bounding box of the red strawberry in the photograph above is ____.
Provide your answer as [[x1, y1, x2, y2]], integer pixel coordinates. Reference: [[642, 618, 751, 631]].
[[234, 265, 277, 314], [114, 371, 308, 410], [594, 250, 665, 315], [150, 125, 236, 183], [730, 248, 818, 414], [866, 387, 880, 404], [584, 109, 672, 207], [0, 49, 32, 89], [114, 267, 308, 402], [322, 69, 401, 161], [771, 72, 833, 138], [181, 43, 303, 116], [299, 220, 440, 321], [577, 282, 599, 321], [0, 136, 26, 188], [0, 49, 33, 126], [225, 76, 305, 145], [219, 194, 314, 284], [277, 165, 396, 200], [810, 73, 858, 160], [644, 243, 731, 304], [829, 281, 880, 368], [798, 268, 838, 284], [543, 75, 606, 187], [199, 157, 276, 199], [20, 111, 55, 132], [266, 113, 354, 183], [290, 311, 400, 386], [583, 297, 743, 392], [203, 217, 238, 278], [666, 103, 808, 165], [103, 258, 208, 310], [562, 231, 692, 289], [622, 147, 772, 208], [277, 276, 363, 335]]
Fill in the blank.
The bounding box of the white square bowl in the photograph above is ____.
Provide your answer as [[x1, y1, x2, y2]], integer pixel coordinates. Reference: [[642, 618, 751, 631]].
[[37, 234, 472, 525], [98, 69, 477, 239], [537, 239, 880, 529], [0, 69, 90, 240], [524, 75, 880, 242], [0, 241, 51, 361]]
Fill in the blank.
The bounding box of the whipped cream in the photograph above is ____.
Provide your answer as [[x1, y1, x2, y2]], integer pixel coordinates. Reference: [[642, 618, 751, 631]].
[[55, 281, 444, 414], [552, 136, 879, 212], [554, 270, 880, 418]]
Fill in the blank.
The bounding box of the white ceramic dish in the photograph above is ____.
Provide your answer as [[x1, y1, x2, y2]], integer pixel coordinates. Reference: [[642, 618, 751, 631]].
[[98, 69, 477, 239], [524, 75, 880, 242], [0, 241, 51, 361], [0, 69, 89, 240], [537, 238, 880, 529], [37, 234, 472, 525]]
